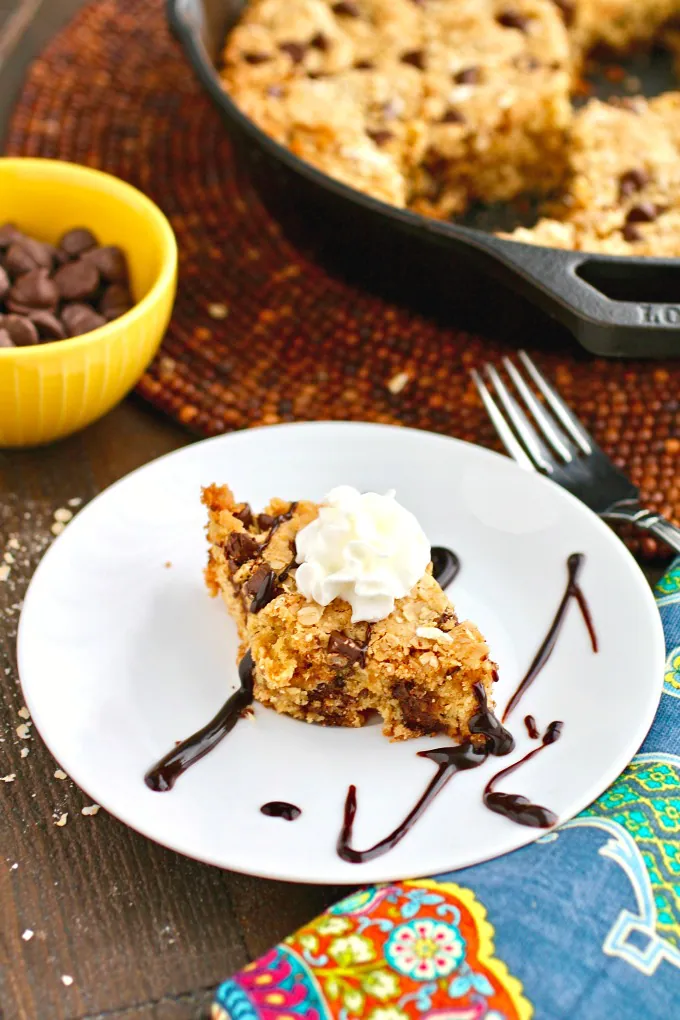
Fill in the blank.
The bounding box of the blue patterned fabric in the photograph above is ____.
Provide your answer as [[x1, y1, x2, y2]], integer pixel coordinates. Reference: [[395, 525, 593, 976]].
[[446, 558, 680, 1017], [215, 560, 680, 1020]]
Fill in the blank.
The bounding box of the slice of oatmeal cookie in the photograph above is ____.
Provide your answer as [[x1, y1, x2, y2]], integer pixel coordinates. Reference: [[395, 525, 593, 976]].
[[203, 483, 498, 742]]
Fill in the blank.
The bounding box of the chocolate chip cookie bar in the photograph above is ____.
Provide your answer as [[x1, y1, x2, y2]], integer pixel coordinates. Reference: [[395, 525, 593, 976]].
[[220, 0, 572, 218], [505, 93, 680, 254], [203, 484, 498, 742], [409, 0, 573, 218]]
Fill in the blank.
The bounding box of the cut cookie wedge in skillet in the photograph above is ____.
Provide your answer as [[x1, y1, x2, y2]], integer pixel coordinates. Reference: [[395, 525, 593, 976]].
[[203, 483, 498, 742]]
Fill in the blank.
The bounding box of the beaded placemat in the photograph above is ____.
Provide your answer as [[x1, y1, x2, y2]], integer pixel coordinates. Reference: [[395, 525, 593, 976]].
[[5, 0, 679, 558]]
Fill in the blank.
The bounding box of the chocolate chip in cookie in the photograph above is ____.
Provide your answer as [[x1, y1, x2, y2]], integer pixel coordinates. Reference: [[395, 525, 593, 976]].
[[401, 49, 426, 70], [367, 129, 394, 146], [454, 66, 480, 84], [626, 201, 658, 223], [328, 632, 365, 665], [619, 168, 650, 200], [225, 530, 260, 567], [332, 1, 360, 16], [244, 564, 279, 613], [622, 222, 643, 242], [279, 41, 307, 64], [440, 108, 466, 124], [233, 504, 254, 529], [497, 10, 530, 31], [552, 0, 575, 26]]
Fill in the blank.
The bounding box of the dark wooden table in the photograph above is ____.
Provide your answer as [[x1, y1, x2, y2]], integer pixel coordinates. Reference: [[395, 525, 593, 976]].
[[0, 5, 345, 1018]]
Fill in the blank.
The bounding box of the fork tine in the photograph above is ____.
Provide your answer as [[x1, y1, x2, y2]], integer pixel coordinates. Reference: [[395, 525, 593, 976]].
[[502, 357, 574, 463], [518, 351, 593, 455], [470, 369, 536, 472], [483, 364, 555, 474]]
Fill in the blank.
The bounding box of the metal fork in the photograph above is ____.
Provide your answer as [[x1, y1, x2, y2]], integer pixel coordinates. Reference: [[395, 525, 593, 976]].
[[472, 351, 680, 554]]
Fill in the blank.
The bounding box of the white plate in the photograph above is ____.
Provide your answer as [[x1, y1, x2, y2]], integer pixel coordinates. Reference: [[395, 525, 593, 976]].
[[18, 423, 664, 883]]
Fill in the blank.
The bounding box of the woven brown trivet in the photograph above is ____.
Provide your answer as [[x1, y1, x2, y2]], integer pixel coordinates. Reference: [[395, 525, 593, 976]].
[[5, 0, 679, 558]]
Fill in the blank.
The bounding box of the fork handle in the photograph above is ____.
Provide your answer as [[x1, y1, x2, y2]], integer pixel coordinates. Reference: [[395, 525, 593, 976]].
[[603, 501, 680, 555]]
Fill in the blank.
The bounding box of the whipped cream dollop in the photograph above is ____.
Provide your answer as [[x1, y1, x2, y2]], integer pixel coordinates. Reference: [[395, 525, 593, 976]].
[[294, 485, 430, 623]]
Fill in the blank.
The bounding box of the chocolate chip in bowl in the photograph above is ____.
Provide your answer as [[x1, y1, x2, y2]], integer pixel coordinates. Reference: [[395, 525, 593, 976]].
[[0, 222, 132, 348], [0, 156, 178, 447]]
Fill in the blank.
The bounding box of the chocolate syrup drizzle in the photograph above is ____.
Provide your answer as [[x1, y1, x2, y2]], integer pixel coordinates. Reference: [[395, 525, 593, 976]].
[[337, 685, 515, 862], [335, 551, 595, 862], [483, 721, 563, 828], [259, 502, 298, 553], [337, 742, 488, 864], [248, 509, 300, 613], [260, 801, 301, 821], [145, 651, 255, 792], [430, 546, 460, 588], [503, 552, 597, 722], [146, 537, 592, 859], [469, 682, 515, 756]]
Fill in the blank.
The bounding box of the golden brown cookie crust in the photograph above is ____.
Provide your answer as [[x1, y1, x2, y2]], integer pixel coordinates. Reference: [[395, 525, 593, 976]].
[[202, 484, 498, 742], [219, 0, 680, 253]]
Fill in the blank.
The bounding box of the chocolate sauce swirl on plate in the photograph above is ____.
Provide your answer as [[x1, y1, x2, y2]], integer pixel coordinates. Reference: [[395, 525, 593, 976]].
[[469, 682, 515, 756], [503, 552, 597, 722], [145, 651, 255, 792], [483, 721, 563, 828], [260, 801, 301, 821], [337, 680, 515, 863], [337, 742, 488, 864], [146, 542, 589, 862], [430, 546, 460, 588], [259, 502, 298, 553]]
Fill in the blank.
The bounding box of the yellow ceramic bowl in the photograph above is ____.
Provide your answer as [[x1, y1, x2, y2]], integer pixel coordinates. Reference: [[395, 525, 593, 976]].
[[0, 159, 177, 446]]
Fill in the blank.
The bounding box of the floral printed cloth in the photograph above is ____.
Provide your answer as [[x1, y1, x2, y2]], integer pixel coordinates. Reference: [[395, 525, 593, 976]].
[[214, 559, 680, 1020]]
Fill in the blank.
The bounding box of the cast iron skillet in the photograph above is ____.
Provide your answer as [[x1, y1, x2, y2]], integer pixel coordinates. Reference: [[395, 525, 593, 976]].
[[168, 0, 680, 358]]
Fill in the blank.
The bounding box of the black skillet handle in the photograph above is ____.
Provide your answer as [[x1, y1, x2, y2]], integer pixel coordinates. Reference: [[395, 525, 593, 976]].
[[465, 231, 680, 358]]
